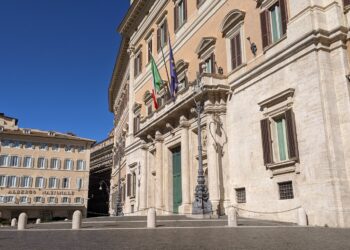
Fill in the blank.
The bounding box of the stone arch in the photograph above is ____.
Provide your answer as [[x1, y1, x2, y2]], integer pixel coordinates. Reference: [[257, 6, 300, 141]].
[[220, 9, 245, 36]]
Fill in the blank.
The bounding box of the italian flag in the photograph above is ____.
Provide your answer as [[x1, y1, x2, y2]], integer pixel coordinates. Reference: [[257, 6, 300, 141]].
[[150, 53, 163, 110]]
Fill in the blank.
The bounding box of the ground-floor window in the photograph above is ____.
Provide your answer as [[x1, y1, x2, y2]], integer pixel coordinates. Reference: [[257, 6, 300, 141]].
[[278, 181, 294, 200]]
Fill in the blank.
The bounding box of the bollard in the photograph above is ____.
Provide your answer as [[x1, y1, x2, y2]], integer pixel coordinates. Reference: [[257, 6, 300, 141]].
[[297, 207, 308, 226], [36, 218, 41, 224], [72, 210, 82, 230], [147, 208, 156, 228], [227, 207, 238, 227], [18, 213, 28, 230], [11, 218, 17, 227]]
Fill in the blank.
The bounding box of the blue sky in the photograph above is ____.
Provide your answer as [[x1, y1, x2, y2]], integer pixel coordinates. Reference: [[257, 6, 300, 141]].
[[0, 0, 130, 142]]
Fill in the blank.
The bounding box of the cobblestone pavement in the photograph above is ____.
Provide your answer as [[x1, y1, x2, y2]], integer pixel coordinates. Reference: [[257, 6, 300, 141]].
[[0, 216, 349, 250]]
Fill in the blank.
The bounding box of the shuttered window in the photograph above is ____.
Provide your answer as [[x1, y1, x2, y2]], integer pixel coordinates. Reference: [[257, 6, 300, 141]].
[[133, 115, 140, 134], [134, 51, 142, 77], [127, 174, 131, 197], [230, 32, 242, 70], [200, 54, 215, 74], [157, 19, 168, 52], [260, 109, 299, 165], [260, 0, 288, 49], [344, 0, 350, 7], [174, 0, 187, 32]]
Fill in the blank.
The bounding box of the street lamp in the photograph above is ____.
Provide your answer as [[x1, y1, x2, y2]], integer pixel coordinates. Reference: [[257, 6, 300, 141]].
[[192, 72, 211, 215]]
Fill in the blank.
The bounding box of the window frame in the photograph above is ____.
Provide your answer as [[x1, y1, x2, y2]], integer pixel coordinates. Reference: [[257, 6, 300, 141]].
[[174, 0, 187, 33]]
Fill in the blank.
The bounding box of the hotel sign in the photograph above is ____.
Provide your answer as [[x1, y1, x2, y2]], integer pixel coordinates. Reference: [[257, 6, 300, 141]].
[[8, 190, 75, 196]]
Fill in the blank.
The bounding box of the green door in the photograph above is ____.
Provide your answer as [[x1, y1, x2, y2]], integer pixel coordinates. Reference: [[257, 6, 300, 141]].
[[172, 147, 182, 213]]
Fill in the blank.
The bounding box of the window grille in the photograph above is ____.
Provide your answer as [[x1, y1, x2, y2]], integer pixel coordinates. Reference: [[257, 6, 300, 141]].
[[278, 181, 294, 200], [235, 188, 246, 203]]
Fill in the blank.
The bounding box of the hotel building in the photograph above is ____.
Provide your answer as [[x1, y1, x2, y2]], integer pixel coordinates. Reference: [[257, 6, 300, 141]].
[[108, 0, 350, 227], [0, 114, 94, 221]]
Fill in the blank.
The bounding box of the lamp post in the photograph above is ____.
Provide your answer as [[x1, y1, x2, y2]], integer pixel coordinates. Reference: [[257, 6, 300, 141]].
[[192, 72, 211, 215]]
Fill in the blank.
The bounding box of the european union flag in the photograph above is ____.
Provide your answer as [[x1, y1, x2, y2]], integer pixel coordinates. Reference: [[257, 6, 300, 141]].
[[169, 37, 178, 99]]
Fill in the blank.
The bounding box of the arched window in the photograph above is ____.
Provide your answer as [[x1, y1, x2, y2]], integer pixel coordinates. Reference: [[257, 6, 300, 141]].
[[221, 10, 245, 72]]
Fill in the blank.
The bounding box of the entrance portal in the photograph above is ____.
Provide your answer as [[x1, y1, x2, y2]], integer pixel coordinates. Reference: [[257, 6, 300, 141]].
[[172, 147, 182, 213]]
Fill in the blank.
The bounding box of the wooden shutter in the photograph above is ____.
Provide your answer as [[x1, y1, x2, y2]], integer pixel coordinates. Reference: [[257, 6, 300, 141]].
[[134, 56, 138, 77], [139, 52, 142, 75], [231, 33, 241, 70], [285, 109, 299, 161], [235, 33, 242, 67], [199, 62, 204, 73], [164, 19, 168, 45], [211, 54, 216, 74], [174, 5, 178, 31], [127, 174, 131, 197], [260, 118, 273, 165], [279, 0, 288, 35], [157, 27, 161, 51], [260, 11, 270, 49], [344, 0, 350, 7]]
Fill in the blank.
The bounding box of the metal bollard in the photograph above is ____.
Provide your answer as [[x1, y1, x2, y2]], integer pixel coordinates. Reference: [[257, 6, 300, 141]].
[[11, 218, 17, 227], [297, 207, 308, 226], [72, 210, 82, 230], [36, 218, 41, 224], [147, 208, 156, 228], [227, 207, 238, 227], [18, 213, 28, 230]]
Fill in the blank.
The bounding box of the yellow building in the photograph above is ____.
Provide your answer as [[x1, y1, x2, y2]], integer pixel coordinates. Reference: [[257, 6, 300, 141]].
[[0, 113, 94, 221]]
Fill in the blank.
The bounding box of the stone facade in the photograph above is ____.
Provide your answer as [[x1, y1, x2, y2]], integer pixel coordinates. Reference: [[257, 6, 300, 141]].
[[108, 0, 350, 227], [0, 114, 94, 221]]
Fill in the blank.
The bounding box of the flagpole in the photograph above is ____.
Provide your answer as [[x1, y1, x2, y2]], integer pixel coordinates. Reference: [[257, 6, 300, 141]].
[[160, 43, 172, 99]]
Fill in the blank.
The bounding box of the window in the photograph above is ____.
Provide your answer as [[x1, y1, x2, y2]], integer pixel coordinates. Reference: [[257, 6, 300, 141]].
[[200, 54, 215, 74], [11, 141, 20, 148], [157, 19, 168, 51], [62, 197, 70, 203], [260, 109, 299, 165], [50, 158, 60, 169], [48, 197, 56, 204], [174, 0, 187, 31], [52, 144, 59, 151], [134, 50, 143, 77], [34, 197, 44, 203], [39, 143, 48, 150], [64, 159, 73, 170], [77, 146, 85, 153], [1, 140, 10, 147], [6, 196, 15, 203], [62, 177, 70, 189], [76, 160, 85, 171], [23, 129, 31, 134], [20, 176, 32, 188], [278, 181, 294, 199], [65, 145, 73, 152], [48, 177, 58, 189], [235, 188, 246, 203], [0, 155, 9, 166], [147, 39, 153, 64], [133, 115, 141, 134], [230, 31, 242, 70], [25, 142, 33, 149], [19, 196, 29, 203], [0, 176, 6, 187], [37, 157, 47, 169], [0, 196, 5, 203], [7, 176, 17, 187], [260, 0, 288, 48], [127, 172, 137, 198], [35, 177, 45, 188], [74, 197, 84, 204], [9, 156, 20, 167], [23, 156, 33, 168], [76, 178, 83, 190]]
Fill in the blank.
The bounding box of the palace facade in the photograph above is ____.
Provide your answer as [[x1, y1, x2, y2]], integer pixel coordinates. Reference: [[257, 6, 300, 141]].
[[0, 114, 94, 221], [109, 0, 350, 227]]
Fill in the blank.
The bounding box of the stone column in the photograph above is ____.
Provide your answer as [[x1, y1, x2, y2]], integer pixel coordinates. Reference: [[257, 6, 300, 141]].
[[127, 46, 135, 145], [139, 142, 149, 212], [179, 116, 191, 213], [206, 113, 221, 214], [155, 131, 164, 211]]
